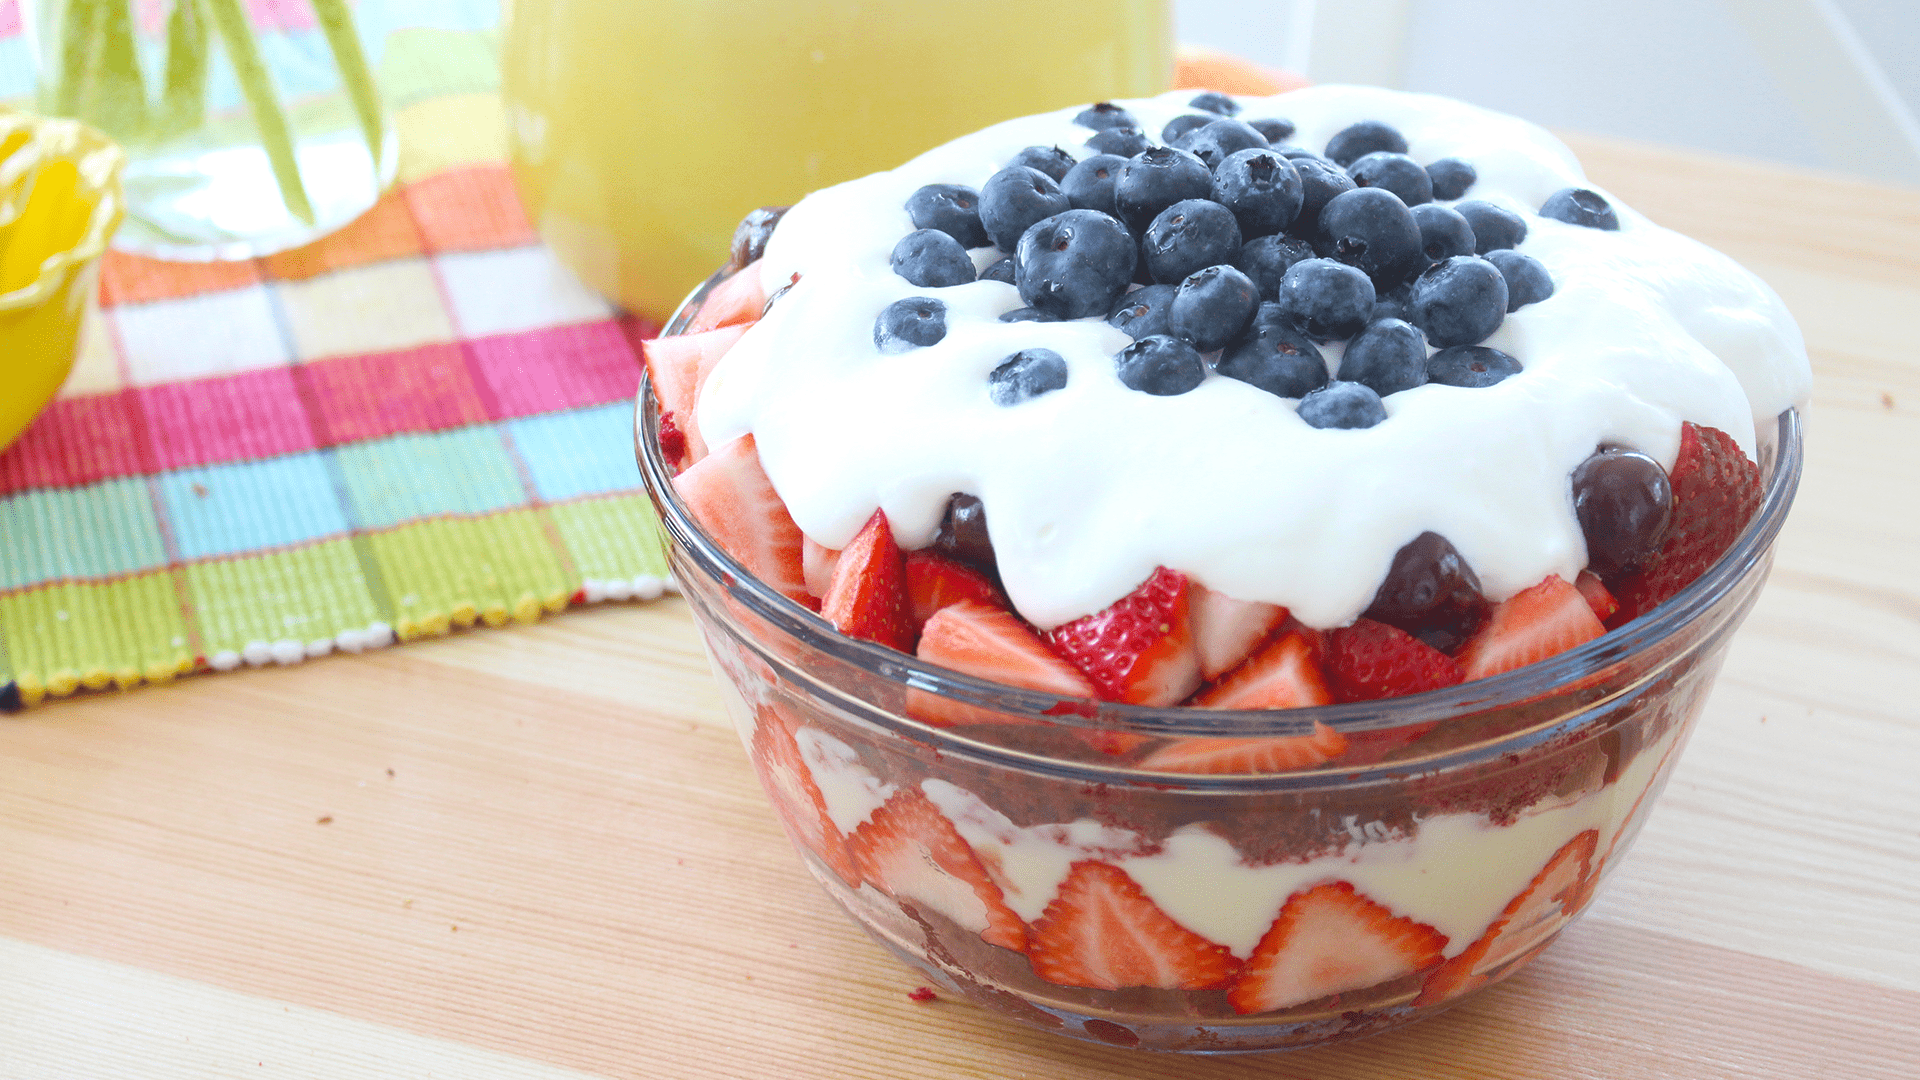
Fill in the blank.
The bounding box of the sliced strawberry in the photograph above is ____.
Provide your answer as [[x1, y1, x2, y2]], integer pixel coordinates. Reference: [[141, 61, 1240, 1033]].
[[656, 410, 688, 471], [850, 787, 1027, 952], [1229, 881, 1448, 1014], [1027, 861, 1239, 991], [1454, 575, 1604, 681], [1615, 422, 1762, 620], [673, 435, 809, 604], [1136, 724, 1348, 774], [904, 551, 1004, 639], [685, 259, 767, 333], [749, 704, 860, 886], [912, 600, 1096, 727], [802, 536, 840, 601], [1415, 829, 1598, 1007], [1047, 568, 1201, 706], [1188, 585, 1288, 680], [640, 323, 749, 464], [1326, 618, 1463, 702], [820, 509, 913, 652], [1195, 626, 1332, 709], [1574, 570, 1619, 625]]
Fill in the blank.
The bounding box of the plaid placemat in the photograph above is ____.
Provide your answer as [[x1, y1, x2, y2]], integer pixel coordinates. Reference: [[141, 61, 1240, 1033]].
[[0, 5, 672, 709]]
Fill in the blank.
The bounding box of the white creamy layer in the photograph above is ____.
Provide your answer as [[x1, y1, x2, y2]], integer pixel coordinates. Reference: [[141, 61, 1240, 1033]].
[[698, 85, 1811, 630], [805, 722, 1678, 960]]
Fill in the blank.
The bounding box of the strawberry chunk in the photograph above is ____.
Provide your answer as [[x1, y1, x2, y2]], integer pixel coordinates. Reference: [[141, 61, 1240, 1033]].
[[1574, 570, 1619, 625], [802, 536, 840, 601], [1135, 725, 1348, 774], [673, 435, 809, 604], [1027, 861, 1239, 991], [1326, 618, 1463, 702], [641, 323, 749, 465], [748, 704, 859, 886], [656, 411, 688, 471], [1415, 829, 1598, 1007], [1188, 585, 1288, 680], [1229, 881, 1448, 1014], [1615, 422, 1762, 620], [1194, 627, 1332, 709], [903, 551, 1004, 639], [685, 259, 767, 333], [820, 510, 913, 652], [1047, 568, 1202, 706], [912, 600, 1096, 726], [1454, 575, 1604, 681], [851, 787, 1027, 952]]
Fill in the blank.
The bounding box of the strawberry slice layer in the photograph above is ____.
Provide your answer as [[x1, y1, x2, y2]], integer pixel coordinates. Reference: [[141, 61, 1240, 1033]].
[[1047, 567, 1202, 706], [802, 536, 840, 601], [1575, 570, 1619, 625], [1326, 618, 1463, 702], [748, 704, 860, 887], [851, 787, 1027, 953], [1195, 626, 1332, 709], [685, 259, 767, 333], [1136, 725, 1348, 774], [1229, 881, 1448, 1015], [820, 510, 913, 652], [903, 551, 1004, 639], [673, 435, 809, 604], [1415, 829, 1598, 1007], [641, 323, 748, 465], [1188, 585, 1288, 681], [1615, 422, 1762, 620], [1027, 861, 1239, 991], [912, 600, 1095, 727], [1455, 575, 1605, 681]]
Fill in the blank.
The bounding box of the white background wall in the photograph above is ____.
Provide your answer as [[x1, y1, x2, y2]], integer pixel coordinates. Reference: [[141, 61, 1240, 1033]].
[[1175, 0, 1920, 184]]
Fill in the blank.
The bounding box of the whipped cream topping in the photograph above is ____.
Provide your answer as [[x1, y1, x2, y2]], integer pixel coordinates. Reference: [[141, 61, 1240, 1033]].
[[698, 85, 1811, 630]]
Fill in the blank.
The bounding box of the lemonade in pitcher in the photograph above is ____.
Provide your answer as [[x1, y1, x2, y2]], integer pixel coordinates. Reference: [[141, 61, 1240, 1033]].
[[502, 0, 1173, 321]]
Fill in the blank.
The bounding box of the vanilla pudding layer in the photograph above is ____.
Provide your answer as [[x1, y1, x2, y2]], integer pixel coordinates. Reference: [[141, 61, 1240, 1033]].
[[697, 85, 1811, 631]]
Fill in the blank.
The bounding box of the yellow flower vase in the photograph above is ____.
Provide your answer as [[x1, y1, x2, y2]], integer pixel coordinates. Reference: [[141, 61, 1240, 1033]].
[[0, 109, 125, 454]]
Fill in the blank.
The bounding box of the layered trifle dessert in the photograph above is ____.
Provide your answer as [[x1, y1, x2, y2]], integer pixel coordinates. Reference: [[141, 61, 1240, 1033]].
[[635, 85, 1809, 1052]]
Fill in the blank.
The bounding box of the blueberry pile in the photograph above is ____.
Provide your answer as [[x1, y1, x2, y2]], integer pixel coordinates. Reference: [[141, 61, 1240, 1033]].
[[878, 97, 1622, 427]]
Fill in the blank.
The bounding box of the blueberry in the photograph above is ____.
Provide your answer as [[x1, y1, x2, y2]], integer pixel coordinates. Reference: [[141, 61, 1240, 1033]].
[[1425, 158, 1477, 201], [1009, 145, 1077, 183], [1274, 258, 1375, 341], [1486, 249, 1554, 311], [1113, 147, 1213, 233], [1286, 157, 1358, 240], [1015, 209, 1137, 319], [1210, 148, 1303, 238], [1409, 256, 1508, 347], [1086, 126, 1151, 157], [1339, 318, 1428, 397], [1279, 146, 1327, 161], [1061, 153, 1128, 218], [1426, 344, 1522, 387], [1540, 187, 1619, 230], [1325, 120, 1408, 168], [730, 205, 789, 269], [1188, 91, 1241, 116], [989, 348, 1070, 406], [980, 256, 1016, 285], [932, 493, 997, 578], [1174, 118, 1269, 170], [1346, 151, 1432, 206], [906, 184, 989, 249], [1114, 335, 1207, 395], [1236, 233, 1316, 300], [1217, 303, 1327, 398], [1074, 101, 1138, 130], [1143, 198, 1242, 285], [1160, 114, 1216, 145], [1364, 532, 1487, 649], [980, 166, 1072, 253], [999, 306, 1057, 323], [1369, 282, 1413, 323], [1108, 283, 1178, 339], [890, 229, 976, 287], [875, 297, 947, 353], [1571, 448, 1672, 578], [1247, 118, 1296, 143], [1299, 381, 1388, 429], [1168, 264, 1260, 352], [1410, 202, 1476, 264], [1454, 200, 1527, 253], [1315, 187, 1425, 290]]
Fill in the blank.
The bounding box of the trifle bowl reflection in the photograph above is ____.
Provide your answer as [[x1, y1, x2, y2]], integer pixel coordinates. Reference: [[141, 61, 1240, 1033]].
[[633, 86, 1808, 1053]]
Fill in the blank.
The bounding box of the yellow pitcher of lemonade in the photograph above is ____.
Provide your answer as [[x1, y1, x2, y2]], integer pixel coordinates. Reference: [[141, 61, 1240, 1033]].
[[503, 0, 1173, 322]]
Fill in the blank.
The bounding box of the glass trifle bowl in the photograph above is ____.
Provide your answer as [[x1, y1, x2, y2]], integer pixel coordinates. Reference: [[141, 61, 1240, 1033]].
[[636, 267, 1804, 1054]]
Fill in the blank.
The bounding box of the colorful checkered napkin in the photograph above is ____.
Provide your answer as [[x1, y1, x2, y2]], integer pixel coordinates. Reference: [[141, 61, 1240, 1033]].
[[0, 4, 673, 709]]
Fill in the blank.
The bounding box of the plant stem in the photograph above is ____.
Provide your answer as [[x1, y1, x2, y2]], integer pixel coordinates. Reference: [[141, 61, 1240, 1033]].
[[201, 0, 313, 225], [157, 0, 210, 142], [310, 0, 385, 173]]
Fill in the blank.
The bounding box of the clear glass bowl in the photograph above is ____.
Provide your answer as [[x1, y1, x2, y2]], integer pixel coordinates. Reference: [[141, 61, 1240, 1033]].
[[635, 270, 1804, 1054]]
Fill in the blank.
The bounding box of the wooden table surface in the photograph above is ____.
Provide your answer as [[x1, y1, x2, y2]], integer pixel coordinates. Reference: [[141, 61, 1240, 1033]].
[[4, 136, 1918, 1079]]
